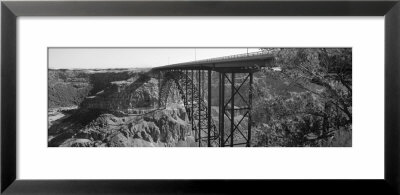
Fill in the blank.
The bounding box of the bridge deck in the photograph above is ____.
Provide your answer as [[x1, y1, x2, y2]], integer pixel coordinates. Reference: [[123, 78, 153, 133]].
[[151, 51, 274, 72]]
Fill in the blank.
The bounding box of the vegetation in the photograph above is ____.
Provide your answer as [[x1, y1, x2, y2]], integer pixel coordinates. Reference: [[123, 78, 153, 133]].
[[253, 48, 352, 147]]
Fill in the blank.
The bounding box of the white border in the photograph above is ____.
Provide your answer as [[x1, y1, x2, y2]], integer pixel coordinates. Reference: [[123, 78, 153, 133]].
[[17, 17, 384, 179]]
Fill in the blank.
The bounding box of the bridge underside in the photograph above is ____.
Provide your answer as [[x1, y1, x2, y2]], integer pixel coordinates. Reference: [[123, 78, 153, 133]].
[[152, 53, 274, 147]]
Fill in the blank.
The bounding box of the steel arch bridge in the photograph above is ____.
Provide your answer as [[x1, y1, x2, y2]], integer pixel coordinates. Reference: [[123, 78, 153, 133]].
[[151, 51, 274, 147]]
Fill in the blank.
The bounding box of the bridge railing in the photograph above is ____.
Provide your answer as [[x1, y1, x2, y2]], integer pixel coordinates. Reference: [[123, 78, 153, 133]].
[[192, 50, 273, 64], [161, 50, 274, 67], [151, 49, 275, 71]]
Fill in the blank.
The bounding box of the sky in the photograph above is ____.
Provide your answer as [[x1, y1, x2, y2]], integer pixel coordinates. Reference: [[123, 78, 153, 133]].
[[48, 48, 261, 69]]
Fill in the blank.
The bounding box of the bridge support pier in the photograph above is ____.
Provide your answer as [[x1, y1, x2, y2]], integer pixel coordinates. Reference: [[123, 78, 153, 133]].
[[191, 70, 194, 138], [218, 71, 253, 147], [219, 72, 225, 147], [156, 67, 257, 147], [207, 70, 212, 147], [248, 73, 253, 147], [198, 70, 201, 147], [158, 71, 162, 108], [230, 73, 235, 147]]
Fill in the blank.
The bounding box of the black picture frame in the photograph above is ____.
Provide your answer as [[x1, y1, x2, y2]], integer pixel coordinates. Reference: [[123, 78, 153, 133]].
[[1, 0, 399, 194]]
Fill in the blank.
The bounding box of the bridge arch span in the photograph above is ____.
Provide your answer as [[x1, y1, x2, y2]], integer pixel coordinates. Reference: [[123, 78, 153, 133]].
[[158, 70, 220, 146]]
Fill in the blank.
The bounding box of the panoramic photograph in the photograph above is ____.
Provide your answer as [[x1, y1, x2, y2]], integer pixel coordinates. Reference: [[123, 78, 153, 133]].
[[48, 48, 352, 147]]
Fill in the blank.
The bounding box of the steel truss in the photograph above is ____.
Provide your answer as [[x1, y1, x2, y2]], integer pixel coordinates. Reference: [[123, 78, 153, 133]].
[[159, 70, 219, 147], [157, 68, 254, 147], [219, 72, 253, 147]]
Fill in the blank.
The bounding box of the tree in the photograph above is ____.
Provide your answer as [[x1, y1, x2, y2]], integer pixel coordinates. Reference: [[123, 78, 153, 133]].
[[253, 48, 352, 147]]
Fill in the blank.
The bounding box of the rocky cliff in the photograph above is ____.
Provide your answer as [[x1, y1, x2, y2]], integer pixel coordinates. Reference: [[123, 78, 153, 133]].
[[48, 69, 195, 147], [48, 104, 195, 147], [80, 74, 159, 114], [48, 69, 147, 108]]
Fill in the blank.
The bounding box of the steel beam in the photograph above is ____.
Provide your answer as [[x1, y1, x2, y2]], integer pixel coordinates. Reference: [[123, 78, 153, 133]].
[[198, 70, 201, 147], [230, 73, 235, 147], [247, 73, 253, 147], [191, 70, 194, 134], [158, 71, 162, 107], [219, 72, 225, 147], [185, 70, 188, 106], [207, 70, 211, 147]]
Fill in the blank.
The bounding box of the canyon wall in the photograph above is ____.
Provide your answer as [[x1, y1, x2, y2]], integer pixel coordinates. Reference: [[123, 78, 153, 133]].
[[49, 69, 195, 147], [48, 69, 145, 108]]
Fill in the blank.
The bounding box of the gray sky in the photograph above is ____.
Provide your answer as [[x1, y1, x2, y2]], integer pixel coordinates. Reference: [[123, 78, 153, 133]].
[[49, 48, 261, 69]]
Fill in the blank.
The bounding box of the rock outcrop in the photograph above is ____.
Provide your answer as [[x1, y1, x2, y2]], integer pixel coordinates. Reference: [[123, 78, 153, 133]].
[[48, 69, 145, 108], [49, 104, 194, 147], [49, 70, 195, 147], [80, 74, 159, 114]]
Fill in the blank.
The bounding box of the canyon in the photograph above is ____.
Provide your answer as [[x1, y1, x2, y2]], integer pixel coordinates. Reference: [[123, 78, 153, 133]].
[[48, 68, 296, 147], [48, 68, 200, 147]]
